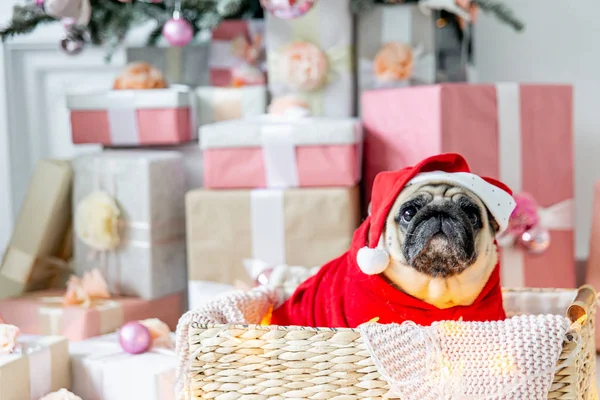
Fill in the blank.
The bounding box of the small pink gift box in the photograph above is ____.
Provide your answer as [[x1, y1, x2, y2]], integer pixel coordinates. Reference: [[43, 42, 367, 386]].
[[201, 117, 363, 189], [0, 290, 183, 341], [67, 88, 194, 146], [362, 83, 575, 289]]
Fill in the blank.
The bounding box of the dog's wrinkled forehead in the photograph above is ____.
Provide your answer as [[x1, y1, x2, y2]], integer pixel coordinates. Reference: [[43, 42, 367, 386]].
[[400, 180, 485, 205]]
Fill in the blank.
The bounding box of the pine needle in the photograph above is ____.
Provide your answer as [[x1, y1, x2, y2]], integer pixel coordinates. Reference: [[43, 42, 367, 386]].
[[472, 0, 525, 31], [0, 5, 56, 41]]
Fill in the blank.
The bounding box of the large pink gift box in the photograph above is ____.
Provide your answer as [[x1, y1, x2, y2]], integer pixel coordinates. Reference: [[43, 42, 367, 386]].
[[67, 88, 194, 146], [201, 117, 363, 189], [362, 83, 574, 289], [0, 290, 183, 341]]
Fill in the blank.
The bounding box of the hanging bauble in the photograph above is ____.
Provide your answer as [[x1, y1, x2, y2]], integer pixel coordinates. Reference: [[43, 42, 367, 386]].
[[260, 0, 316, 20], [60, 21, 87, 55], [519, 226, 551, 254], [163, 17, 193, 46]]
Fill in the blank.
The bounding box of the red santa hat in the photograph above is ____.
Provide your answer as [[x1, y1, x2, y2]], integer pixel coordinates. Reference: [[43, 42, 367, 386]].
[[357, 153, 516, 275]]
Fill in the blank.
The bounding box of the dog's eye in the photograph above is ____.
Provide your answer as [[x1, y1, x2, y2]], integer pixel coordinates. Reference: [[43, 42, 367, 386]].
[[466, 211, 479, 226], [401, 207, 417, 223]]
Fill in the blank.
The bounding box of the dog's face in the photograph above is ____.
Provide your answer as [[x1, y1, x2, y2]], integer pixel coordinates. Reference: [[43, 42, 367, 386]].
[[382, 181, 499, 309]]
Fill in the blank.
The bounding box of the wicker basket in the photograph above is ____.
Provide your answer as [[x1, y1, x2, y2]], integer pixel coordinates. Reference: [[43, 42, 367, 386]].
[[183, 286, 597, 399]]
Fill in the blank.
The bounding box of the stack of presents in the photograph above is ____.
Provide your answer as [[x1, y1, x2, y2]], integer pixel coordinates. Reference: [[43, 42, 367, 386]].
[[0, 0, 590, 399]]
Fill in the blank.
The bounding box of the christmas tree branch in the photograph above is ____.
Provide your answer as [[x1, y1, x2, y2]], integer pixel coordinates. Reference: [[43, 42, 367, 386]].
[[472, 0, 524, 31], [0, 5, 56, 41]]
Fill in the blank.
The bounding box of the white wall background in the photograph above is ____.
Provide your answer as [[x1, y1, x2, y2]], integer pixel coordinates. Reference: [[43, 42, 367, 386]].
[[0, 0, 598, 261], [474, 0, 600, 260]]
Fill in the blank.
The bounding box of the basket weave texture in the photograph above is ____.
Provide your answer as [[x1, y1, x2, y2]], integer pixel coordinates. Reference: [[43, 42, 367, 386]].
[[177, 286, 597, 400]]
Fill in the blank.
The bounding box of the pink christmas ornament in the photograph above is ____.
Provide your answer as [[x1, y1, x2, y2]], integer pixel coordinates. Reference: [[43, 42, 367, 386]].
[[279, 41, 329, 92], [119, 321, 152, 354], [162, 17, 194, 47], [261, 0, 316, 19]]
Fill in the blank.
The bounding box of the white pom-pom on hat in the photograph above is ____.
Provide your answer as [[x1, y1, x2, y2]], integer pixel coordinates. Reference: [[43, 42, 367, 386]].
[[356, 236, 390, 275]]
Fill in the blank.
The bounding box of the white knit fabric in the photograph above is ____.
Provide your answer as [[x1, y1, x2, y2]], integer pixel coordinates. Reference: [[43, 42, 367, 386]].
[[360, 315, 570, 400]]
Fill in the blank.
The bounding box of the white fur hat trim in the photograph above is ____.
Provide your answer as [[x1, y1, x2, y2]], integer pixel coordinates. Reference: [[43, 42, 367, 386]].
[[356, 236, 390, 275], [407, 171, 516, 232]]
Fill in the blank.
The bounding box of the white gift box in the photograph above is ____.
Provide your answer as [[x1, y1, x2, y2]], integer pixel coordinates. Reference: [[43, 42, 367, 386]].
[[69, 333, 176, 400], [196, 86, 267, 125], [0, 335, 70, 400]]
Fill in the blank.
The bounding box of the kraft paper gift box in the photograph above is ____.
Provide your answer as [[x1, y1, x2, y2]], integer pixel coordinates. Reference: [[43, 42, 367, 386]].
[[73, 151, 187, 299], [67, 87, 194, 146], [195, 85, 267, 125], [0, 335, 70, 400], [265, 0, 354, 117], [357, 4, 435, 100], [0, 290, 182, 341], [0, 160, 72, 300], [186, 187, 360, 305], [70, 333, 175, 400], [362, 83, 575, 289], [585, 181, 600, 350], [210, 20, 266, 87], [201, 117, 363, 189]]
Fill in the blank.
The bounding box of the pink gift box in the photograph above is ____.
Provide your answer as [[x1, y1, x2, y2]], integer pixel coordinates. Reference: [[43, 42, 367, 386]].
[[67, 88, 194, 146], [210, 20, 265, 87], [0, 290, 183, 341], [362, 83, 575, 289], [200, 117, 363, 189]]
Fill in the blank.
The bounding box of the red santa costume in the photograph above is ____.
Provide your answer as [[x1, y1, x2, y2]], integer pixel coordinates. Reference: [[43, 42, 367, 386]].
[[270, 153, 516, 328]]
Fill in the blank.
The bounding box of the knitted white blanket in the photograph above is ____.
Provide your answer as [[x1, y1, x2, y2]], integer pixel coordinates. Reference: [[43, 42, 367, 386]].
[[360, 315, 570, 400]]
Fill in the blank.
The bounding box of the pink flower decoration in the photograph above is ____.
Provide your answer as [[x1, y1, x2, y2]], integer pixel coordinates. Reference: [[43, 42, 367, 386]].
[[138, 318, 173, 348], [0, 324, 20, 354], [63, 269, 111, 308], [279, 42, 329, 92], [505, 193, 540, 237]]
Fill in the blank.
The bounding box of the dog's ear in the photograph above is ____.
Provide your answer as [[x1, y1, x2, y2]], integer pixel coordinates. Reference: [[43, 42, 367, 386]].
[[487, 210, 500, 233]]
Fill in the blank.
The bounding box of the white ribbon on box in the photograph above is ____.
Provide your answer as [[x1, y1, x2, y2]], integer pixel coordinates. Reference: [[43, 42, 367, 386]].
[[260, 125, 299, 189], [2, 336, 54, 399], [251, 190, 286, 266], [496, 83, 574, 288]]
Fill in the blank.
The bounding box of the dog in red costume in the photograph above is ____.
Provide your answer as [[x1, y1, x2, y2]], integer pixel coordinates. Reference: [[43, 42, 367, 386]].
[[271, 153, 516, 328]]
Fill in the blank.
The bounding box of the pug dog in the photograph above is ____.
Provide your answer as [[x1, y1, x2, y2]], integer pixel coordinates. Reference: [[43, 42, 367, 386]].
[[382, 181, 499, 310], [271, 153, 514, 328]]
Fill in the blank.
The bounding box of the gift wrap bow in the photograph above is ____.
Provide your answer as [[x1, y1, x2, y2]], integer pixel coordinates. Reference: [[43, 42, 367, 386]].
[[497, 193, 573, 288]]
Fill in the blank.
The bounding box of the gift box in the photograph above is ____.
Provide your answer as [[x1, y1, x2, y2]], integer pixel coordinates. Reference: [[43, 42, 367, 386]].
[[362, 83, 575, 289], [108, 145, 204, 190], [186, 187, 360, 295], [67, 88, 194, 146], [586, 181, 600, 350], [0, 160, 72, 300], [357, 4, 436, 96], [196, 86, 267, 125], [73, 151, 187, 299], [201, 117, 362, 189], [210, 20, 266, 87], [265, 0, 354, 117], [0, 290, 182, 341], [69, 333, 175, 400], [0, 335, 70, 400]]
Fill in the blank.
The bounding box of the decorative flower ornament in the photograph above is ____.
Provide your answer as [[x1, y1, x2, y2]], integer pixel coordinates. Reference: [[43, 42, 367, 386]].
[[498, 193, 550, 254], [139, 318, 173, 348], [63, 269, 111, 307], [231, 33, 264, 66], [39, 389, 83, 400], [113, 62, 168, 90], [75, 191, 121, 251], [373, 42, 414, 82], [0, 324, 20, 355], [278, 41, 329, 92]]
